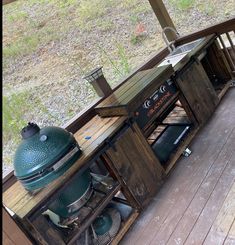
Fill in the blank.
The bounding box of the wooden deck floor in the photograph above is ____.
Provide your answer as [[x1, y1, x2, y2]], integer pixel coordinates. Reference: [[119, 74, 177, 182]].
[[121, 87, 235, 245]]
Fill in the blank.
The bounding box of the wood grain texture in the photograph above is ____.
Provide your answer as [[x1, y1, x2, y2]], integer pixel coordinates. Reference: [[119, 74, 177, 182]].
[[175, 18, 235, 46], [224, 219, 235, 245], [165, 130, 235, 245], [184, 151, 235, 245], [148, 0, 176, 41], [203, 182, 235, 245], [121, 88, 235, 245], [31, 215, 65, 245], [3, 207, 32, 245], [96, 65, 174, 117], [176, 62, 219, 126], [201, 40, 232, 84], [3, 231, 15, 245], [106, 124, 164, 208]]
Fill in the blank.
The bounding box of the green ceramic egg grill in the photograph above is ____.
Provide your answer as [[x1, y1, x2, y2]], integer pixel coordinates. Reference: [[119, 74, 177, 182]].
[[14, 122, 93, 219]]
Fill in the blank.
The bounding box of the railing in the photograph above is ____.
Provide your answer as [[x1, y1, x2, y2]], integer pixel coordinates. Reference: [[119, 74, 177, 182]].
[[175, 18, 235, 75], [217, 33, 235, 73], [2, 17, 235, 191], [175, 18, 235, 45]]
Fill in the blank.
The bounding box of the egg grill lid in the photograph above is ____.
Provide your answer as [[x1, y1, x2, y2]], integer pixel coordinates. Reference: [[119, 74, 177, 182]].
[[18, 144, 80, 184], [14, 122, 82, 191], [14, 124, 80, 179]]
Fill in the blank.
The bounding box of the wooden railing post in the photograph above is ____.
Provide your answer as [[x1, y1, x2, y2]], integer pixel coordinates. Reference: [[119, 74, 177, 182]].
[[148, 0, 177, 41], [83, 67, 112, 98]]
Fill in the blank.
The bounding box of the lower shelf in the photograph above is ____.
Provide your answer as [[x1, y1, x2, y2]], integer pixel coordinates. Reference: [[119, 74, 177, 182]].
[[165, 127, 199, 174], [217, 81, 232, 100], [68, 194, 139, 245], [65, 183, 121, 244], [151, 124, 191, 165], [111, 210, 139, 245]]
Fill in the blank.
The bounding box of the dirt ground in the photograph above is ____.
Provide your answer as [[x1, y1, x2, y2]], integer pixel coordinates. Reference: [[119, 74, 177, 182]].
[[2, 0, 235, 173]]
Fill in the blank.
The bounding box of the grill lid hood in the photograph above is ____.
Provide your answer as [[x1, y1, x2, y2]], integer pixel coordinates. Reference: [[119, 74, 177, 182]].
[[14, 122, 81, 191]]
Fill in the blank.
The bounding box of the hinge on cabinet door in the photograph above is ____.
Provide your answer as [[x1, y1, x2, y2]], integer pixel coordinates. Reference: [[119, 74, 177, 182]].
[[230, 80, 235, 87]]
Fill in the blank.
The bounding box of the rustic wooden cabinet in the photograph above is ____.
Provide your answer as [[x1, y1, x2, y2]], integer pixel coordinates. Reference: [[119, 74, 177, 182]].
[[176, 61, 219, 125], [95, 64, 200, 175], [3, 117, 165, 245], [105, 122, 165, 207], [200, 39, 233, 100]]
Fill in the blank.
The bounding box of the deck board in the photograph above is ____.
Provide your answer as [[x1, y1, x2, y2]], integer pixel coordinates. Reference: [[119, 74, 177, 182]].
[[224, 219, 235, 245], [121, 88, 235, 245], [166, 132, 235, 245], [203, 182, 235, 245]]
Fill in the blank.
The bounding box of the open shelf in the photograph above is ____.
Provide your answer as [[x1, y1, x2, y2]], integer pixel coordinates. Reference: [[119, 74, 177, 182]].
[[67, 190, 138, 245], [200, 42, 232, 100], [65, 183, 121, 245], [144, 99, 196, 171], [34, 155, 140, 245]]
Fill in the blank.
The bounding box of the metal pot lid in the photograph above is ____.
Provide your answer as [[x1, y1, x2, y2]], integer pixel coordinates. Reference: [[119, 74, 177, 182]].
[[14, 123, 78, 179], [92, 208, 121, 245], [93, 212, 113, 236]]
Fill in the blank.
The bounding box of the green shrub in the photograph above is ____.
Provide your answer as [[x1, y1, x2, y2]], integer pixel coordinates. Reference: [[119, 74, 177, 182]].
[[2, 93, 28, 143], [198, 1, 216, 15], [170, 0, 195, 10], [3, 35, 40, 58], [117, 44, 131, 75], [98, 43, 131, 77], [76, 0, 116, 27], [7, 10, 28, 22]]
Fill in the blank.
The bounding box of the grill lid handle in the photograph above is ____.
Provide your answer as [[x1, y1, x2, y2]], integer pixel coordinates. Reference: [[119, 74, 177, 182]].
[[21, 122, 40, 139]]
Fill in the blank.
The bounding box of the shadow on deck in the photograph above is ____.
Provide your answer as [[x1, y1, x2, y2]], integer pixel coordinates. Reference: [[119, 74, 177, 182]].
[[121, 87, 235, 245]]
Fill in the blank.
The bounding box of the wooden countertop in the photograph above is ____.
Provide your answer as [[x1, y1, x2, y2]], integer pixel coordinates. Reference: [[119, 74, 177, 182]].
[[3, 115, 127, 219], [95, 64, 175, 117]]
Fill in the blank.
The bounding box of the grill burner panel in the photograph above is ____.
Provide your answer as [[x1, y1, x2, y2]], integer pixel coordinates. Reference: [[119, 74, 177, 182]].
[[135, 79, 178, 129], [95, 65, 175, 118]]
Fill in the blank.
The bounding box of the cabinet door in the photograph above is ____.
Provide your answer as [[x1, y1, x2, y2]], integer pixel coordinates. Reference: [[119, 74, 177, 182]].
[[176, 62, 219, 125], [106, 123, 164, 207]]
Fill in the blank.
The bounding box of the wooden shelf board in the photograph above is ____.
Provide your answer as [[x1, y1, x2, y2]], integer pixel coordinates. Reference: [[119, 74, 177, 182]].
[[165, 127, 199, 174], [66, 183, 121, 245]]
